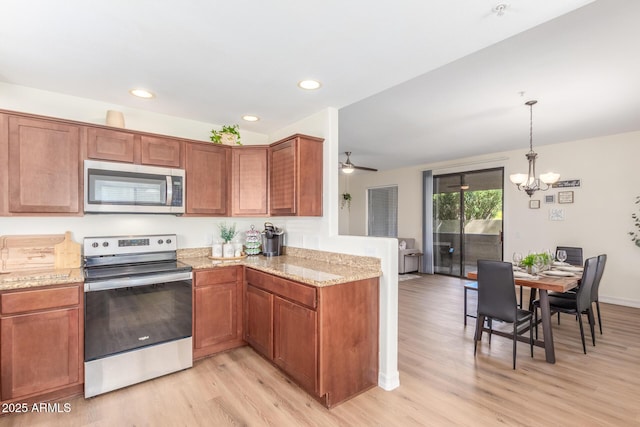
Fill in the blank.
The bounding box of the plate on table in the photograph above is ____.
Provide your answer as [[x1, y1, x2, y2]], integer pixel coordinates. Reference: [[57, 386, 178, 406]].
[[514, 271, 537, 279], [552, 261, 571, 267], [556, 266, 583, 273], [542, 270, 576, 277]]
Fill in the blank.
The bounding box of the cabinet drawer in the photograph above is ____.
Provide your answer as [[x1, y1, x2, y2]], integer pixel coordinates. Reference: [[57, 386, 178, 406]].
[[246, 268, 316, 309], [195, 267, 238, 287], [245, 268, 273, 289], [1, 285, 80, 315]]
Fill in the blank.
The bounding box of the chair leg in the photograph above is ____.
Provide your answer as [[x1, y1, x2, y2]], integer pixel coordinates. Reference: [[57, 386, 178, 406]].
[[534, 308, 538, 340], [596, 300, 603, 334], [529, 317, 534, 357], [512, 322, 517, 369], [557, 312, 561, 325], [488, 318, 493, 344], [588, 309, 596, 346], [464, 287, 468, 326], [577, 314, 587, 354], [474, 314, 485, 356]]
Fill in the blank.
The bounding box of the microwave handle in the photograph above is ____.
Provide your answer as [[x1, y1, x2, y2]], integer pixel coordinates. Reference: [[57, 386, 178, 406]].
[[166, 176, 173, 206]]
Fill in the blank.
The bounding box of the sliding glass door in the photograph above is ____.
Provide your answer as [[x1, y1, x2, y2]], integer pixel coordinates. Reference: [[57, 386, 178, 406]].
[[432, 168, 503, 277]]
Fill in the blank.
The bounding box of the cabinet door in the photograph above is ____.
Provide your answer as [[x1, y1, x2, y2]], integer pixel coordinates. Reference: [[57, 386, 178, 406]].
[[297, 135, 323, 216], [8, 116, 80, 213], [269, 135, 323, 217], [185, 142, 230, 215], [1, 307, 80, 400], [141, 135, 182, 167], [231, 146, 268, 216], [244, 285, 273, 360], [87, 127, 135, 163], [273, 296, 317, 393], [194, 282, 241, 356], [269, 139, 297, 215]]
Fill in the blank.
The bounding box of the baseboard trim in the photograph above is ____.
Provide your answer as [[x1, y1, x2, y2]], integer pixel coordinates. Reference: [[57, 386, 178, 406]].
[[378, 370, 400, 391], [600, 296, 640, 308]]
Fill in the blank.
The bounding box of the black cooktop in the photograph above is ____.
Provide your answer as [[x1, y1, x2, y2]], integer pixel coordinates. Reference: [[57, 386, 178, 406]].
[[84, 260, 192, 281]]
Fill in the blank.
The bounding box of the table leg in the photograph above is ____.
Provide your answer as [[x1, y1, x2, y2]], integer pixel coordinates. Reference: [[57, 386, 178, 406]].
[[539, 289, 556, 363]]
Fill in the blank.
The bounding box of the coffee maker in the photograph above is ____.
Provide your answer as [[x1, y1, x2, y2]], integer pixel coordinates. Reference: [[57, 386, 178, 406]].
[[261, 222, 284, 256]]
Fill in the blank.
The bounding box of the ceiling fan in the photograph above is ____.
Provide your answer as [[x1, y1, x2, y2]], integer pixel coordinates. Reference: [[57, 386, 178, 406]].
[[340, 152, 378, 174], [447, 173, 470, 190]]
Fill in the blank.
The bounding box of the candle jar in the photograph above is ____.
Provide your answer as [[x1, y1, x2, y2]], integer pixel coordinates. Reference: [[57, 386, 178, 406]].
[[222, 242, 235, 258]]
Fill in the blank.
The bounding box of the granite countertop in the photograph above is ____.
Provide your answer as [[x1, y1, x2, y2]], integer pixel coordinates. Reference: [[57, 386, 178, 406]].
[[181, 254, 381, 287], [0, 247, 381, 291], [0, 268, 84, 291]]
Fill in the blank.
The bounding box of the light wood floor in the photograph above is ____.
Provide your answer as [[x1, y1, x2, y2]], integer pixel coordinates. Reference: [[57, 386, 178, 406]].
[[2, 274, 639, 426]]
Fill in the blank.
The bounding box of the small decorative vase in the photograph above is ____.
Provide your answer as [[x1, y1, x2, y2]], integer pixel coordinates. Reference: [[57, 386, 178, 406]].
[[222, 242, 235, 258], [212, 242, 223, 258], [220, 133, 237, 146]]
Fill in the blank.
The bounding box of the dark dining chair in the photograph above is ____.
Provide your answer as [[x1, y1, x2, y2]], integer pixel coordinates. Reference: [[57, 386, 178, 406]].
[[474, 260, 534, 369], [556, 246, 583, 266], [534, 256, 598, 354], [548, 254, 607, 334]]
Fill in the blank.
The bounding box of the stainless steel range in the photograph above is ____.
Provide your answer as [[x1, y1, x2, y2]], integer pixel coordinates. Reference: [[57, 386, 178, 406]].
[[83, 234, 193, 398]]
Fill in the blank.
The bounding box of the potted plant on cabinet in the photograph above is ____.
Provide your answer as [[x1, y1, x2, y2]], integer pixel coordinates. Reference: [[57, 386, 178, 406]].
[[210, 124, 242, 145]]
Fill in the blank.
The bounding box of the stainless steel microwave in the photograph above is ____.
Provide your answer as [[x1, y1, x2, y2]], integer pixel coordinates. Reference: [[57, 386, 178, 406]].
[[84, 160, 185, 214]]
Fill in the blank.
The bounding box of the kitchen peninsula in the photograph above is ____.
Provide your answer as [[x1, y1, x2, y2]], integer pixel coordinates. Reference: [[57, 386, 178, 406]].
[[0, 246, 381, 409]]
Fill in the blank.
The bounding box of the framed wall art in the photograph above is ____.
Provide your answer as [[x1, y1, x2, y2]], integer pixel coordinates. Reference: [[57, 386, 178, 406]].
[[544, 194, 555, 204], [529, 200, 541, 209], [558, 191, 574, 204]]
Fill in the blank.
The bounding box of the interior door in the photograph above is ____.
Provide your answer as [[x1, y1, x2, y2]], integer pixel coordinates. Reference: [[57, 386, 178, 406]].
[[432, 168, 504, 277]]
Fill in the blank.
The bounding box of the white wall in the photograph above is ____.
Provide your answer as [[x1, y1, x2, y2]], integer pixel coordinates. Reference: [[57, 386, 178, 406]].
[[343, 131, 640, 307], [0, 82, 269, 145], [0, 83, 400, 391]]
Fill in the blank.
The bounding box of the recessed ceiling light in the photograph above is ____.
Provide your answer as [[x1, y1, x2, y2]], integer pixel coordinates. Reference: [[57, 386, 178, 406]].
[[298, 80, 321, 90], [242, 115, 260, 122], [129, 88, 155, 99]]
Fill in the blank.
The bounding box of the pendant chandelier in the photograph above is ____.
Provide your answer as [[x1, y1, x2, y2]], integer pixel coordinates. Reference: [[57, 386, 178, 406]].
[[509, 100, 560, 197]]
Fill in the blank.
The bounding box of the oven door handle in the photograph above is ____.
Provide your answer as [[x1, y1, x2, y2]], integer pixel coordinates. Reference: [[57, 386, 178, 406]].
[[84, 271, 192, 292]]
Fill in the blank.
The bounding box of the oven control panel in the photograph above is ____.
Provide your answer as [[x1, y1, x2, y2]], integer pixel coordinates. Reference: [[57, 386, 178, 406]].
[[84, 234, 177, 257]]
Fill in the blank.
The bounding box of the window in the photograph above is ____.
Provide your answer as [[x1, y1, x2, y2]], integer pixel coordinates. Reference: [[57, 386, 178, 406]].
[[367, 186, 398, 237]]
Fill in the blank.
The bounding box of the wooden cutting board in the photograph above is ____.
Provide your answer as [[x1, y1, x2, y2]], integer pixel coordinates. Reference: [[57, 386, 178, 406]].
[[0, 233, 65, 272], [54, 231, 82, 269]]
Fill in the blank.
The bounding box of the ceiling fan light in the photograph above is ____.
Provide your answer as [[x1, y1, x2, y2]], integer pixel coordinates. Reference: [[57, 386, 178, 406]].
[[509, 173, 527, 185], [342, 164, 355, 174], [540, 172, 560, 184]]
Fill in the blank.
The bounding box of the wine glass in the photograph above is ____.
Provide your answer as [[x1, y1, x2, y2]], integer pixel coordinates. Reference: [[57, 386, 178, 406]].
[[512, 252, 523, 268], [534, 255, 544, 276], [556, 250, 567, 264]]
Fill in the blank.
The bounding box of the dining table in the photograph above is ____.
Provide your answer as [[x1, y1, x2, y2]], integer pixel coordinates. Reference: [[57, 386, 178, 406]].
[[466, 270, 579, 363]]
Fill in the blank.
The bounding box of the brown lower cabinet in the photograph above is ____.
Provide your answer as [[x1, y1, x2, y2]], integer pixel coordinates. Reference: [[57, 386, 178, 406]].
[[244, 268, 379, 408], [193, 266, 244, 359], [0, 284, 83, 403]]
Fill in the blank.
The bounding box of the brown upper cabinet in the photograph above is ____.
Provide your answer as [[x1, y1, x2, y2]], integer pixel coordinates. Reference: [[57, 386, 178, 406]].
[[185, 141, 230, 216], [269, 134, 323, 216], [4, 115, 82, 214], [1, 110, 324, 217], [140, 135, 182, 168], [87, 127, 135, 162], [231, 146, 268, 216], [87, 127, 182, 167]]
